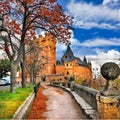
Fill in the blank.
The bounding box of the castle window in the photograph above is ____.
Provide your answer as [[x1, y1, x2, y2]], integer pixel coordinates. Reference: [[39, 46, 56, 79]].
[[67, 71, 69, 75], [67, 64, 68, 66], [41, 39, 45, 42]]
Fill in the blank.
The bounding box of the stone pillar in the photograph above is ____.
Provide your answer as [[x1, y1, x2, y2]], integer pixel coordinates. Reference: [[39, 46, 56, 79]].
[[70, 81, 74, 91], [65, 82, 68, 88], [97, 62, 120, 119], [97, 94, 120, 119], [60, 82, 62, 87]]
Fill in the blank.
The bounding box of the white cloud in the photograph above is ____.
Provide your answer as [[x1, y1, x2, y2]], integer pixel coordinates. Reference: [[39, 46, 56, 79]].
[[80, 38, 120, 47], [103, 0, 111, 5], [86, 49, 120, 78], [87, 49, 120, 69], [103, 0, 119, 5], [67, 0, 120, 29], [74, 21, 118, 29], [68, 35, 120, 47]]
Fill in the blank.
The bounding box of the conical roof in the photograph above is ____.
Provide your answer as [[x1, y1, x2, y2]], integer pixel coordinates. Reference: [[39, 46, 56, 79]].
[[61, 45, 75, 62], [60, 45, 88, 67]]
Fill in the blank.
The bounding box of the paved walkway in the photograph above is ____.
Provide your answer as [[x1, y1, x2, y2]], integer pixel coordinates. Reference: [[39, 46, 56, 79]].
[[42, 83, 87, 119]]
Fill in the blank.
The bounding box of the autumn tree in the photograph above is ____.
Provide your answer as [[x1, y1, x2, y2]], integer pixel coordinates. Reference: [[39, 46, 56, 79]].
[[0, 0, 73, 93], [25, 38, 48, 84]]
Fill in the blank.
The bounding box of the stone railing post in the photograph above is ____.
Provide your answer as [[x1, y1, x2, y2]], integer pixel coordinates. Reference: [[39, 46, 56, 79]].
[[97, 94, 120, 119], [70, 81, 74, 91], [65, 82, 68, 88], [97, 62, 120, 119], [60, 82, 62, 87]]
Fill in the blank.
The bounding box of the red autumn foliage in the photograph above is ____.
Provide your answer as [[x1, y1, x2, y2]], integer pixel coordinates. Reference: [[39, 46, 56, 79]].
[[0, 0, 73, 93], [28, 86, 48, 119]]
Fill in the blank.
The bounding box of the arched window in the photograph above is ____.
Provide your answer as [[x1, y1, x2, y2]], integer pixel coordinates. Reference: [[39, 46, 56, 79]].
[[67, 71, 69, 75]]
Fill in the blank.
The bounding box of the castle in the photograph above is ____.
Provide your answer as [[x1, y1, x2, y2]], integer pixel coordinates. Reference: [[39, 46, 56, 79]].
[[37, 33, 92, 82]]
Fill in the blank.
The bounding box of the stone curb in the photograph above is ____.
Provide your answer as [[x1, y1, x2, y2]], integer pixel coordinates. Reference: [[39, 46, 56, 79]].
[[52, 85, 98, 120], [12, 91, 35, 119]]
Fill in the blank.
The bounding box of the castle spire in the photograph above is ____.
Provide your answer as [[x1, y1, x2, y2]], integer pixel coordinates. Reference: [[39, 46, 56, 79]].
[[61, 44, 75, 62], [83, 56, 87, 64]]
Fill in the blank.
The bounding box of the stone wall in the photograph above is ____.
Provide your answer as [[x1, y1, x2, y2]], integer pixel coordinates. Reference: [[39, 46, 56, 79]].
[[36, 74, 66, 82], [72, 83, 99, 110]]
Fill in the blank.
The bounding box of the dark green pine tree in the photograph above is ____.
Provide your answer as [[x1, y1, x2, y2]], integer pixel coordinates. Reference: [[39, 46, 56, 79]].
[[0, 59, 10, 78]]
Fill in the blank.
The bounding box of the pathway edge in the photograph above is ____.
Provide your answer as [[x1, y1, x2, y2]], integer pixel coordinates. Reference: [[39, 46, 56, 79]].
[[12, 91, 35, 119]]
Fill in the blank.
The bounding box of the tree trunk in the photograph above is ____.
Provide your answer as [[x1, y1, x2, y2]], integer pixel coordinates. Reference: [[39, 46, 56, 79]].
[[33, 75, 36, 84], [21, 62, 26, 88], [10, 61, 18, 93], [30, 68, 33, 84], [21, 44, 26, 88], [33, 70, 36, 84]]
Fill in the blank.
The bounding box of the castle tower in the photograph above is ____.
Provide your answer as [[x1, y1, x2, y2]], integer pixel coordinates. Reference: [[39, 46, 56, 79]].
[[38, 33, 56, 74]]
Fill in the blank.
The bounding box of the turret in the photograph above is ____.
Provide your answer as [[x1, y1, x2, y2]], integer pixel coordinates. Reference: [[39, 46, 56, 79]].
[[38, 32, 56, 74]]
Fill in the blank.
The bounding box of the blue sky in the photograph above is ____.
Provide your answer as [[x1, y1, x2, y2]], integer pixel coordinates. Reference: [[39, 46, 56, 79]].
[[56, 0, 120, 68]]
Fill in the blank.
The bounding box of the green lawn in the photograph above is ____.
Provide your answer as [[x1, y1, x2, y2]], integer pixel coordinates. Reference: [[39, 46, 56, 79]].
[[0, 84, 34, 119]]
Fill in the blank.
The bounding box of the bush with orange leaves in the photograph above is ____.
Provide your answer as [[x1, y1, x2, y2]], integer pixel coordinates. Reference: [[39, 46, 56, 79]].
[[28, 86, 48, 119]]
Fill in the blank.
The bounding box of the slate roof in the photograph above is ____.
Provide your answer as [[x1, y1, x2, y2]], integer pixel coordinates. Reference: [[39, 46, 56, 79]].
[[75, 57, 86, 66], [56, 45, 88, 67], [61, 45, 74, 62]]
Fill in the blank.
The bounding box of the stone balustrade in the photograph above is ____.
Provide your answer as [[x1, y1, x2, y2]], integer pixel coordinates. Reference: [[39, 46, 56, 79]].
[[72, 83, 99, 110]]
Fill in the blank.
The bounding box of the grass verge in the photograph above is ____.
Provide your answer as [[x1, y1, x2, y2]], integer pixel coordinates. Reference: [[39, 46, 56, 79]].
[[0, 84, 34, 119]]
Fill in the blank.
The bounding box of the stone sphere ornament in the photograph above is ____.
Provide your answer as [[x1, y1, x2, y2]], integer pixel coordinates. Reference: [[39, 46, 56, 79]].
[[101, 62, 120, 81], [100, 62, 120, 96]]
